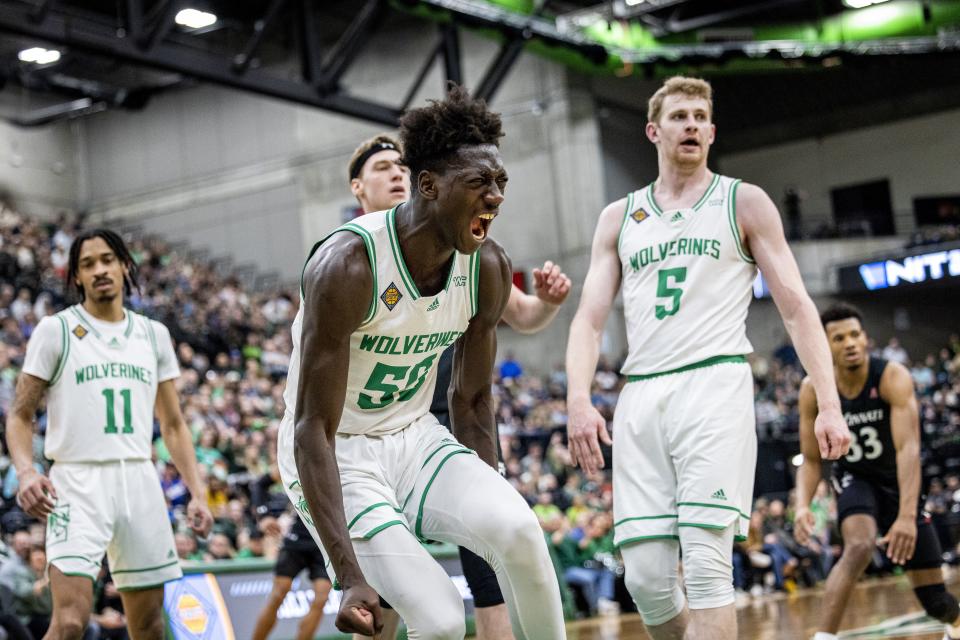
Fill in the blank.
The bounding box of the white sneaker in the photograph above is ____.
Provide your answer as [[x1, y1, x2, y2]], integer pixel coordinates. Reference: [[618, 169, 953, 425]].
[[597, 598, 620, 616], [750, 584, 764, 598]]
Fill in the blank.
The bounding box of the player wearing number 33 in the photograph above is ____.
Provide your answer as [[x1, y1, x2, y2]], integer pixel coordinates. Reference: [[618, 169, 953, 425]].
[[565, 76, 851, 640], [5, 229, 213, 640], [795, 304, 960, 640]]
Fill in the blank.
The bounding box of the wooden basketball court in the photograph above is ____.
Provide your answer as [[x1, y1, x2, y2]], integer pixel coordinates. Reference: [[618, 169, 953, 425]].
[[562, 574, 959, 639]]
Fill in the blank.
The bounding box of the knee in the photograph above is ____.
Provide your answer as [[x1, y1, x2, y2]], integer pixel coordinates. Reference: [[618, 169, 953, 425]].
[[495, 509, 543, 555], [842, 538, 876, 569], [128, 610, 165, 638], [681, 528, 735, 609], [313, 581, 332, 608], [914, 584, 960, 623], [624, 563, 683, 626], [53, 608, 90, 640], [417, 606, 466, 640]]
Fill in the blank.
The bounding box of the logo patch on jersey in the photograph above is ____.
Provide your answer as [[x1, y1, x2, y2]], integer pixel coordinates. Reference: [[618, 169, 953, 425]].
[[426, 299, 440, 312], [47, 504, 70, 545], [630, 208, 649, 224], [72, 325, 87, 340], [380, 282, 402, 310]]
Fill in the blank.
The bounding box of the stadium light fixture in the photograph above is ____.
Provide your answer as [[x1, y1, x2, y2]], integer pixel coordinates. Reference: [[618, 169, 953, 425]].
[[18, 47, 61, 64], [175, 8, 217, 30], [842, 0, 891, 8]]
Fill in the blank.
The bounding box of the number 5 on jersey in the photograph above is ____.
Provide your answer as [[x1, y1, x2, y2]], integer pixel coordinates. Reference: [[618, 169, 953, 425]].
[[655, 267, 687, 320]]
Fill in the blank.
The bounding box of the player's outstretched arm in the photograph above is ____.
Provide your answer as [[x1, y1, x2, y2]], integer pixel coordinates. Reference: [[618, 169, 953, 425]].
[[737, 183, 850, 460], [565, 198, 624, 475], [156, 380, 213, 538], [794, 378, 823, 545], [7, 372, 57, 518], [880, 362, 921, 565], [295, 233, 381, 636], [451, 240, 512, 469], [501, 260, 571, 334]]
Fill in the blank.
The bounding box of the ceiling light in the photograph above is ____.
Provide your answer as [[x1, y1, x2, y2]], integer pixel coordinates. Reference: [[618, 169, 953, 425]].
[[18, 47, 61, 65], [842, 0, 891, 8], [175, 8, 217, 29]]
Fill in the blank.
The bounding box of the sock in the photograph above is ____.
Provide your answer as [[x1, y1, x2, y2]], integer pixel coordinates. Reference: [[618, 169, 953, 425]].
[[947, 620, 960, 639], [813, 634, 839, 640]]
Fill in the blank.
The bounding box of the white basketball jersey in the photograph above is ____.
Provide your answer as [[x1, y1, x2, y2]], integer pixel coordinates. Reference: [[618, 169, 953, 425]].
[[282, 207, 478, 436], [618, 174, 757, 377], [26, 306, 175, 462]]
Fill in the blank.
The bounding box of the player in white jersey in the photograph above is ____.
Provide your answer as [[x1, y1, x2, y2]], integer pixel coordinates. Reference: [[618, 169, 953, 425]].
[[341, 133, 570, 640], [276, 86, 565, 638], [6, 229, 213, 640], [565, 76, 851, 640]]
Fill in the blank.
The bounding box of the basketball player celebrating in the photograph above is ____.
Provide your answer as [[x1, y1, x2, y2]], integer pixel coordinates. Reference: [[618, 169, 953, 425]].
[[344, 133, 571, 640], [6, 229, 213, 640], [277, 86, 566, 638], [796, 304, 960, 640], [566, 76, 850, 640]]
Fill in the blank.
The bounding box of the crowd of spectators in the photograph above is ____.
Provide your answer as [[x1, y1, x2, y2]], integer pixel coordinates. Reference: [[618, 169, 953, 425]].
[[5, 204, 960, 632]]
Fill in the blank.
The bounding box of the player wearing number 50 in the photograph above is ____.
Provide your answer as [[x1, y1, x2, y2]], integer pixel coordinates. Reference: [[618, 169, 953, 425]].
[[565, 76, 850, 640], [276, 87, 565, 638], [795, 304, 960, 640], [5, 229, 213, 640]]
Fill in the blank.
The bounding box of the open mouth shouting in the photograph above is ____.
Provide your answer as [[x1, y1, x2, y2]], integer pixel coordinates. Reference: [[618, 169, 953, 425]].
[[679, 137, 700, 151], [471, 211, 498, 241]]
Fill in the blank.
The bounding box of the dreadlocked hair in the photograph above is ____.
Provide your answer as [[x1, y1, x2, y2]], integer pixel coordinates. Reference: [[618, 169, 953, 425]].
[[399, 84, 504, 177], [67, 228, 140, 302]]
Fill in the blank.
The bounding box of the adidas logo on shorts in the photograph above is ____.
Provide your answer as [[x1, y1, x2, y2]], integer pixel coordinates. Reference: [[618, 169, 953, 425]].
[[711, 488, 727, 500]]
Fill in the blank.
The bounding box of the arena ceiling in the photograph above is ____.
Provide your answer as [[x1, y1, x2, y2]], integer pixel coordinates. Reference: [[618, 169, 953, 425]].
[[0, 0, 958, 138]]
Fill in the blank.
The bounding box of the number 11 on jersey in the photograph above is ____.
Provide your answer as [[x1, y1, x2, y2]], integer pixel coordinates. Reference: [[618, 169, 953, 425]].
[[102, 388, 133, 434]]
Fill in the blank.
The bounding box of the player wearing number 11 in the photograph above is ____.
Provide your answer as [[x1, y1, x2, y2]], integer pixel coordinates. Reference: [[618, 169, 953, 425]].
[[565, 76, 850, 640], [6, 229, 213, 640]]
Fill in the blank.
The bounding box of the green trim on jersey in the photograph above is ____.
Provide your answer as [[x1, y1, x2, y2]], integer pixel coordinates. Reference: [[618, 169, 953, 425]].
[[726, 179, 755, 264], [677, 501, 750, 520], [300, 224, 379, 324], [347, 502, 402, 530], [386, 207, 420, 300], [625, 354, 747, 382], [143, 315, 159, 362], [363, 520, 410, 541], [646, 173, 721, 217], [691, 173, 721, 211], [469, 250, 481, 318], [613, 514, 678, 528], [70, 306, 100, 340], [50, 314, 70, 386], [617, 192, 635, 254], [123, 311, 135, 339], [415, 448, 475, 541], [112, 559, 180, 575], [616, 534, 680, 548]]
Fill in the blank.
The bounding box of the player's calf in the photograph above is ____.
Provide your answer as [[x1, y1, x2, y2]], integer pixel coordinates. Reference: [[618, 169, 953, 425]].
[[914, 584, 960, 624]]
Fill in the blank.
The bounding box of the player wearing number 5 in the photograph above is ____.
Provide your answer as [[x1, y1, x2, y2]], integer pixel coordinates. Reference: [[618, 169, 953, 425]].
[[6, 229, 213, 640], [565, 76, 850, 640], [796, 304, 960, 640]]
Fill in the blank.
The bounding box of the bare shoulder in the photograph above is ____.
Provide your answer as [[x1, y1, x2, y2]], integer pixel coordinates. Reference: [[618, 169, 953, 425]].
[[476, 239, 512, 323], [734, 181, 776, 216], [880, 360, 915, 400], [301, 232, 373, 329]]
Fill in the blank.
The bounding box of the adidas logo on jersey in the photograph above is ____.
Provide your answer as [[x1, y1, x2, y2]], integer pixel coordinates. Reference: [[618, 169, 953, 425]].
[[426, 299, 440, 312], [711, 489, 727, 500], [670, 212, 684, 223]]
